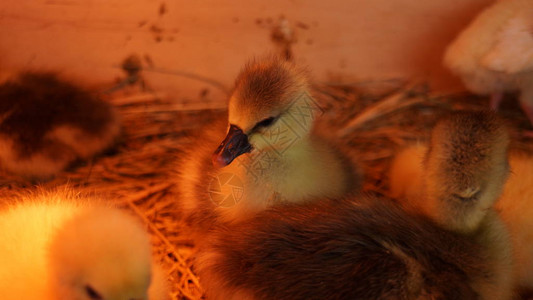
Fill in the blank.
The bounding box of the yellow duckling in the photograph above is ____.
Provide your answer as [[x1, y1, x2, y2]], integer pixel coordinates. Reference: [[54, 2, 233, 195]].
[[0, 72, 121, 179], [0, 188, 168, 300], [177, 57, 359, 229], [196, 111, 513, 300]]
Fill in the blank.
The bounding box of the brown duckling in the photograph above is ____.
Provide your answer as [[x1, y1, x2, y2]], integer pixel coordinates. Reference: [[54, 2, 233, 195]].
[[195, 111, 513, 300], [390, 117, 533, 292], [0, 72, 121, 179], [177, 57, 359, 230]]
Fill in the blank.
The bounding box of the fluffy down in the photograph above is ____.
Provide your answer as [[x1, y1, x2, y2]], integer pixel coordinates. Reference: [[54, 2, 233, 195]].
[[0, 189, 168, 300], [197, 196, 512, 300], [390, 146, 533, 291], [0, 72, 121, 179], [196, 111, 513, 300], [444, 0, 533, 124], [176, 57, 359, 234]]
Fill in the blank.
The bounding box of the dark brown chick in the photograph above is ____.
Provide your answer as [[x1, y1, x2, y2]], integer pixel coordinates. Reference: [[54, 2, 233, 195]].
[[0, 72, 121, 179]]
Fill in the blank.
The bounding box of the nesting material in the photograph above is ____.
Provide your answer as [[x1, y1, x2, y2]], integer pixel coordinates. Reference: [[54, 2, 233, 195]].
[[0, 75, 532, 299], [0, 72, 121, 179], [0, 188, 168, 300]]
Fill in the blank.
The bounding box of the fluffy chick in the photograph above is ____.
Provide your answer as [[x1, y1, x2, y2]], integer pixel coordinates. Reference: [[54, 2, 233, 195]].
[[391, 145, 533, 292], [420, 111, 510, 234], [444, 0, 533, 125], [177, 57, 359, 231], [0, 72, 121, 179], [389, 110, 533, 292], [195, 111, 513, 300], [0, 189, 168, 300]]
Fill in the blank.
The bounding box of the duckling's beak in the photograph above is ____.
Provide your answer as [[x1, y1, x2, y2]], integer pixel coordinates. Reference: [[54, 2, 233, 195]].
[[212, 124, 252, 167]]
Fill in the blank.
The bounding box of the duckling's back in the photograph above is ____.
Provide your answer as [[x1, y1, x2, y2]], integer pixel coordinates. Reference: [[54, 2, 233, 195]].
[[197, 196, 499, 300]]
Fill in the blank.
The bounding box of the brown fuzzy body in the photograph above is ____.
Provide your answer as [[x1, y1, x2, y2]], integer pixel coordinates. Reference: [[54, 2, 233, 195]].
[[0, 72, 121, 178], [0, 72, 116, 156], [423, 111, 510, 233], [230, 57, 308, 120], [197, 195, 509, 300], [176, 116, 228, 234]]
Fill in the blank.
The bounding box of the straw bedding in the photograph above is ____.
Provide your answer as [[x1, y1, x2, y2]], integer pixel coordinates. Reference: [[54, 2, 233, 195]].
[[0, 80, 531, 299]]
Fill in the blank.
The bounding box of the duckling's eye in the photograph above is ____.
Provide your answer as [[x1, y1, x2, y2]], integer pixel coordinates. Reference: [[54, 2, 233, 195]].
[[452, 191, 480, 202], [84, 285, 103, 300], [253, 117, 276, 131]]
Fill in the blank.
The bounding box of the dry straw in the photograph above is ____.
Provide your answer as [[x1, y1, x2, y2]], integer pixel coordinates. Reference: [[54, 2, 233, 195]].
[[0, 80, 531, 299]]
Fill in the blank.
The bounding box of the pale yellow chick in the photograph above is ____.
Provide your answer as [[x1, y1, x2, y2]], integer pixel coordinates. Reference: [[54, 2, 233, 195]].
[[0, 189, 168, 300], [444, 0, 533, 126]]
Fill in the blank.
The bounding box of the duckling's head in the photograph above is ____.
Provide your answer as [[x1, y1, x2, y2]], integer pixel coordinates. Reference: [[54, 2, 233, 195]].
[[213, 57, 316, 167], [423, 111, 509, 233], [48, 207, 153, 300]]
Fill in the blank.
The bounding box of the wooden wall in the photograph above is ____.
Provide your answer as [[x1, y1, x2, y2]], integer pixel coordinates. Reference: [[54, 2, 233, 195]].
[[0, 0, 493, 105]]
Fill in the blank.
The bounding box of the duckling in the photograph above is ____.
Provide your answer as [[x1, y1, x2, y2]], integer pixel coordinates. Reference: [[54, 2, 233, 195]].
[[417, 111, 510, 234], [389, 112, 533, 292], [0, 189, 169, 300], [196, 111, 513, 300], [177, 57, 359, 229], [391, 145, 533, 292], [0, 72, 121, 179], [443, 0, 533, 127]]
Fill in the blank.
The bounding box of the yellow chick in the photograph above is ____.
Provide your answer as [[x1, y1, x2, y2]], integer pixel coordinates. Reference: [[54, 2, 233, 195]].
[[444, 0, 533, 126], [0, 189, 169, 300], [0, 72, 121, 179], [177, 57, 359, 230], [196, 111, 513, 300], [389, 113, 533, 292]]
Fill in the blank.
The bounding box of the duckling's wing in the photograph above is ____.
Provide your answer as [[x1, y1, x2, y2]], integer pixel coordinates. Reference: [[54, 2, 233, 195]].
[[481, 13, 533, 74]]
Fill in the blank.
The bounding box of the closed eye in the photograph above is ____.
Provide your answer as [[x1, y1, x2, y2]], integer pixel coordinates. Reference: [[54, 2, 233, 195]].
[[452, 191, 480, 202], [252, 116, 277, 131], [84, 285, 103, 300]]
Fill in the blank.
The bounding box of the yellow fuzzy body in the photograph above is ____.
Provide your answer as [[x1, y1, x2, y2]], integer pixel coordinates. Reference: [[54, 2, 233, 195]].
[[497, 153, 533, 288], [216, 136, 352, 224], [0, 199, 79, 299], [0, 189, 168, 300]]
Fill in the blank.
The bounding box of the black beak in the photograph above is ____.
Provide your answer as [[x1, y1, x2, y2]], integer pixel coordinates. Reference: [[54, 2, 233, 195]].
[[212, 124, 253, 168]]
